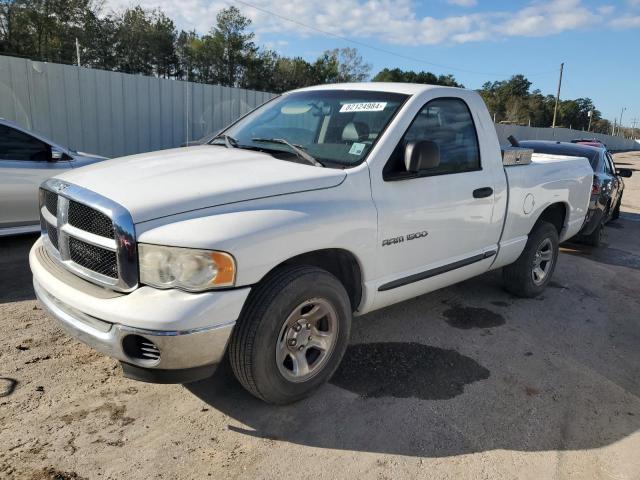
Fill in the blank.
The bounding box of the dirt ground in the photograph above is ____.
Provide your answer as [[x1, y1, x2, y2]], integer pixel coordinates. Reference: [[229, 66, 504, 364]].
[[1, 151, 640, 480]]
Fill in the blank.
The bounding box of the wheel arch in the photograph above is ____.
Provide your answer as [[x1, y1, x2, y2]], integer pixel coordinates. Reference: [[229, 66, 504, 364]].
[[257, 248, 363, 313], [532, 202, 568, 235]]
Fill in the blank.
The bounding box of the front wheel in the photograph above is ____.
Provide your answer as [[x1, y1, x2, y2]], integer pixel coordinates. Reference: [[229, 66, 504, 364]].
[[228, 265, 351, 404], [503, 221, 559, 298]]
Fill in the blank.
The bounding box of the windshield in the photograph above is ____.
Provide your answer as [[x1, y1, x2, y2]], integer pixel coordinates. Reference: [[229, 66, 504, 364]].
[[212, 90, 408, 167]]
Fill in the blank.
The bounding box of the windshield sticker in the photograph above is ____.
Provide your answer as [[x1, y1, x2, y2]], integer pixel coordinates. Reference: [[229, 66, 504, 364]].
[[349, 143, 366, 155], [340, 102, 387, 113]]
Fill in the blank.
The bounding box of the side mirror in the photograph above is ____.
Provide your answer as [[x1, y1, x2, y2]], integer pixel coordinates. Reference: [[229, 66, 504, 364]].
[[404, 140, 440, 173], [616, 168, 632, 178], [50, 146, 65, 161]]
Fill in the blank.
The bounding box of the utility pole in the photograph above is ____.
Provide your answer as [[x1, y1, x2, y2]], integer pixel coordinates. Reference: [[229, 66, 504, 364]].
[[75, 38, 81, 67], [631, 118, 638, 139], [618, 107, 626, 137], [587, 110, 592, 132], [552, 62, 564, 128]]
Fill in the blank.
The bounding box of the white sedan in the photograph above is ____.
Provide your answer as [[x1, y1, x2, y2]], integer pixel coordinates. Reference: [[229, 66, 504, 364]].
[[0, 118, 107, 236]]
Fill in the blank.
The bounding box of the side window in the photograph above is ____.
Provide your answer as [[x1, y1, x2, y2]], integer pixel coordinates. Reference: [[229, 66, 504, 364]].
[[0, 125, 50, 161], [384, 97, 481, 178]]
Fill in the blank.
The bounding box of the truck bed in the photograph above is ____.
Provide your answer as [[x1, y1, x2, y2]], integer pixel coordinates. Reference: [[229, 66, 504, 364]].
[[491, 153, 593, 270]]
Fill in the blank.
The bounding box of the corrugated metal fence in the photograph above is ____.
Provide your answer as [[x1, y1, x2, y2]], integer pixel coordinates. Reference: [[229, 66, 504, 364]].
[[0, 55, 276, 158], [1, 54, 637, 158]]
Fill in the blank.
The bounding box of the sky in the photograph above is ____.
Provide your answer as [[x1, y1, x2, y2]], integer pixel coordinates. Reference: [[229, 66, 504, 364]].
[[104, 0, 640, 127]]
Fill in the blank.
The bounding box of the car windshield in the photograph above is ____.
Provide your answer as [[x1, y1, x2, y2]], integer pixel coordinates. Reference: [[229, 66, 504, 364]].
[[212, 90, 408, 167]]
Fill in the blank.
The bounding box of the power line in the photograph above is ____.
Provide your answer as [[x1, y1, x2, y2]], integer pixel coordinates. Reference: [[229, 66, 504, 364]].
[[229, 0, 559, 78]]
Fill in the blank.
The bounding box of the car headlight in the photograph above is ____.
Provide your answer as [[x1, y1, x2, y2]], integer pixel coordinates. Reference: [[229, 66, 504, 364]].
[[138, 244, 236, 291]]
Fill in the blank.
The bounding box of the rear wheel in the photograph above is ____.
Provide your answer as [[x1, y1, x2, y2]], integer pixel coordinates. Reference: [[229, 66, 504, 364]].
[[503, 221, 559, 298], [229, 265, 351, 404], [583, 222, 604, 247]]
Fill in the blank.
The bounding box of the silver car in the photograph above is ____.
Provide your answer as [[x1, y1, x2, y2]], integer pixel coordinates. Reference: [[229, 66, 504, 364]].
[[0, 118, 108, 236]]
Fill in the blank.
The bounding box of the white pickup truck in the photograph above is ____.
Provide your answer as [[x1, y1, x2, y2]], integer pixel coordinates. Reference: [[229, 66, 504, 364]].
[[30, 83, 593, 404]]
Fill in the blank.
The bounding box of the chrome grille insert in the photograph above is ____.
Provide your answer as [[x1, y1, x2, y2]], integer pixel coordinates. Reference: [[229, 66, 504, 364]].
[[140, 341, 161, 361], [38, 179, 138, 292]]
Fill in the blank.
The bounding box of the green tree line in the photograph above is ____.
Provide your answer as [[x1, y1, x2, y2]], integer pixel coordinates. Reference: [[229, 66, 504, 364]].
[[478, 74, 612, 134], [0, 0, 614, 133], [0, 1, 372, 91]]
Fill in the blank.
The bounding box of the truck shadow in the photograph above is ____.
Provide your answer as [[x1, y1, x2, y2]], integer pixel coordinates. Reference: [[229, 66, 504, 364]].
[[561, 243, 640, 271], [560, 216, 640, 271], [187, 266, 640, 458], [0, 234, 38, 304]]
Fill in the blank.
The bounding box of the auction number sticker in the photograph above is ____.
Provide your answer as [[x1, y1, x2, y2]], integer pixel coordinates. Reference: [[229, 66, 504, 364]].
[[349, 142, 366, 155], [340, 102, 387, 113]]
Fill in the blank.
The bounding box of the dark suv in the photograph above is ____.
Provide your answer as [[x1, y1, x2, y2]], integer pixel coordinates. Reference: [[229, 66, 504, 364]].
[[520, 141, 632, 246]]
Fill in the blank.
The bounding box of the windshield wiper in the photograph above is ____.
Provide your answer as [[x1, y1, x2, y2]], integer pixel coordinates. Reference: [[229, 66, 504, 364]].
[[210, 133, 239, 149], [251, 138, 324, 167]]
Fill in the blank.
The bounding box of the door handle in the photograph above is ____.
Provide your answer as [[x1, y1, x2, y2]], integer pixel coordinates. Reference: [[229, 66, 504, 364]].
[[473, 187, 493, 198]]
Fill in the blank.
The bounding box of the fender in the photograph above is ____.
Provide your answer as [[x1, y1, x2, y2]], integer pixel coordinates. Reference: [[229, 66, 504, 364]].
[[136, 169, 378, 291]]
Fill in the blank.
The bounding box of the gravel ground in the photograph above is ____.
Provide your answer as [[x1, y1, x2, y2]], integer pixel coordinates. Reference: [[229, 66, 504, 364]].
[[1, 151, 640, 480]]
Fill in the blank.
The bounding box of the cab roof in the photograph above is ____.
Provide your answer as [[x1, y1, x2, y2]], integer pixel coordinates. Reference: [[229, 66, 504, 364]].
[[290, 82, 464, 96]]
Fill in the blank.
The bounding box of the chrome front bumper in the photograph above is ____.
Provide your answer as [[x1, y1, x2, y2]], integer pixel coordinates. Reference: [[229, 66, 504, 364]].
[[34, 278, 236, 383]]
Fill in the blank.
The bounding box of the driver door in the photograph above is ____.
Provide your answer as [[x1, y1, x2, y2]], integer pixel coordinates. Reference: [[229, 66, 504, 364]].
[[0, 124, 72, 229], [370, 97, 502, 307]]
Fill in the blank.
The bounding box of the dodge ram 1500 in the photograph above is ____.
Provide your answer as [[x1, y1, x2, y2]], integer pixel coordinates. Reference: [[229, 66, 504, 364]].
[[30, 83, 593, 404]]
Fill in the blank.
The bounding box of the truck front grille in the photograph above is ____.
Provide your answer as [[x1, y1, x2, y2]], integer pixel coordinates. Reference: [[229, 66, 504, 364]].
[[69, 237, 118, 278], [46, 222, 59, 250], [39, 180, 138, 292], [68, 200, 115, 238], [44, 190, 58, 216]]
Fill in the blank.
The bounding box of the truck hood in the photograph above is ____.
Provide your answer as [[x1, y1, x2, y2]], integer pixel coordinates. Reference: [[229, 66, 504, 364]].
[[57, 146, 346, 223]]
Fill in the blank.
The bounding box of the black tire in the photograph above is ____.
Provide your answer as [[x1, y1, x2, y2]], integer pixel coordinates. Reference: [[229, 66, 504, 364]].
[[503, 221, 559, 298], [228, 265, 351, 404], [612, 198, 621, 221], [583, 222, 604, 247]]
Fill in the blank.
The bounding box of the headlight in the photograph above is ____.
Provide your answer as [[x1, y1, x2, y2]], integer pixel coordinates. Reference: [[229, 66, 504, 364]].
[[138, 244, 236, 291]]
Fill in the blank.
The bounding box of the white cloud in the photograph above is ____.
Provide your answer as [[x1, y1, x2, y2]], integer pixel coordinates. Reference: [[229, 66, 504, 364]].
[[610, 15, 640, 28], [101, 0, 637, 46], [597, 5, 615, 15], [499, 0, 597, 37], [446, 0, 478, 7]]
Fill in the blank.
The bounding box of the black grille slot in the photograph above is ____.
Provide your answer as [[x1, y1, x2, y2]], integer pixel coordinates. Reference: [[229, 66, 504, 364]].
[[68, 200, 114, 239], [122, 335, 161, 364], [47, 223, 59, 250], [44, 190, 58, 216], [69, 238, 118, 278]]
